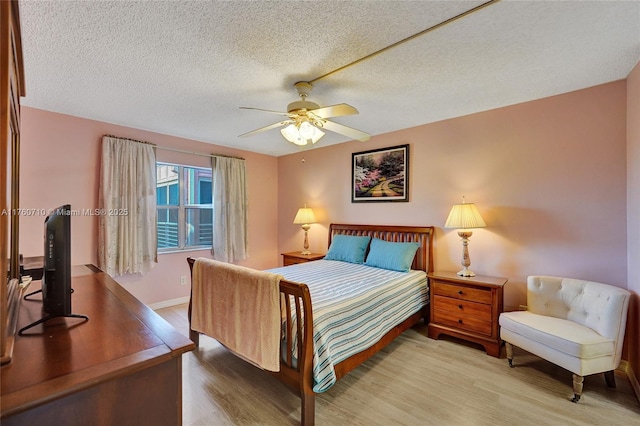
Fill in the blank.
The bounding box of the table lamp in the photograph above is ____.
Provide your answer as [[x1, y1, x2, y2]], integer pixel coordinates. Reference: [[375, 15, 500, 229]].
[[293, 204, 317, 255], [444, 197, 486, 277]]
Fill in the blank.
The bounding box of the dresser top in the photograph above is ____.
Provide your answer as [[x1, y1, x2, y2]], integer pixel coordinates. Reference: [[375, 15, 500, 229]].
[[1, 266, 194, 416]]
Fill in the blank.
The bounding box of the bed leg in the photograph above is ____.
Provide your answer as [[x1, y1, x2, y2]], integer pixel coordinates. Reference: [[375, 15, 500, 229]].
[[423, 305, 430, 324], [300, 391, 315, 426], [189, 329, 200, 347]]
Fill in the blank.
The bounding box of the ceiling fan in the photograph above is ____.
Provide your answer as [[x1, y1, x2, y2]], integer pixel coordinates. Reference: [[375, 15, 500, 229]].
[[239, 81, 370, 146]]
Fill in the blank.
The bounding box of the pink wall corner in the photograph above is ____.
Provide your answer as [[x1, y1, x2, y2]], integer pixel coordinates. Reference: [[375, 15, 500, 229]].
[[626, 60, 640, 383], [278, 81, 628, 309], [20, 107, 279, 305], [627, 61, 640, 300]]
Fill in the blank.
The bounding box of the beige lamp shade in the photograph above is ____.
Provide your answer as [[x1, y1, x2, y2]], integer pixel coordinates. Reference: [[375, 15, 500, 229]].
[[293, 206, 317, 225], [444, 202, 486, 230]]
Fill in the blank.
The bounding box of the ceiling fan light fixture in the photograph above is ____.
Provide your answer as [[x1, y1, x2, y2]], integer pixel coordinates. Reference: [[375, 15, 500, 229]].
[[281, 123, 324, 146], [281, 124, 304, 146], [308, 126, 324, 144], [298, 121, 316, 139], [240, 80, 368, 144]]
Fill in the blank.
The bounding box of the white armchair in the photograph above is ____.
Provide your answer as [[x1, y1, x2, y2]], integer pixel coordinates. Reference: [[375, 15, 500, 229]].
[[499, 275, 630, 402]]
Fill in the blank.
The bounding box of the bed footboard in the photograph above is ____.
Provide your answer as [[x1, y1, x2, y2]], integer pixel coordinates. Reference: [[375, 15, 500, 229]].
[[186, 257, 316, 425], [272, 279, 315, 425]]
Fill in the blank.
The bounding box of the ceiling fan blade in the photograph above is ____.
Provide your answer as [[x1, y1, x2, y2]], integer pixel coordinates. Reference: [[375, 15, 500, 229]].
[[321, 120, 370, 142], [239, 106, 291, 117], [310, 103, 359, 119], [238, 120, 291, 138]]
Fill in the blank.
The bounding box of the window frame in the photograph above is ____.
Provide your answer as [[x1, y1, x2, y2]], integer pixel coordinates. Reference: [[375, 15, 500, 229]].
[[156, 162, 213, 253]]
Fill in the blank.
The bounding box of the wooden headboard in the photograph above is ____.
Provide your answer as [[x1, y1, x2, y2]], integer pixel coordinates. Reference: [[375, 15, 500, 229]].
[[328, 224, 434, 273]]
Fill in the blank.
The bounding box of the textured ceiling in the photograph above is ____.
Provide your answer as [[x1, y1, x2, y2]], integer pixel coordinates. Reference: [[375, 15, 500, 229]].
[[18, 0, 640, 157]]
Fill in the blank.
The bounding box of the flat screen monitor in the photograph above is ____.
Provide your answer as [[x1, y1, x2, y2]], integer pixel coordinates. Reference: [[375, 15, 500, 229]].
[[42, 204, 71, 316]]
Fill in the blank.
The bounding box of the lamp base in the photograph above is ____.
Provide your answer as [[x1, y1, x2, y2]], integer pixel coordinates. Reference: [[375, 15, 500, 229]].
[[300, 225, 311, 256], [456, 231, 476, 277], [457, 268, 476, 277]]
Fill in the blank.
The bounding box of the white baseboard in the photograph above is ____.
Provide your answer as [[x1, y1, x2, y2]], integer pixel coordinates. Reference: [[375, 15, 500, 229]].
[[149, 296, 190, 310]]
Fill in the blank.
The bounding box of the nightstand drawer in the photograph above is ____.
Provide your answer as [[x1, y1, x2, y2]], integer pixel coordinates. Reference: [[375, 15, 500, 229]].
[[283, 258, 301, 266], [432, 295, 492, 322], [432, 308, 493, 336], [432, 281, 492, 304], [282, 252, 324, 266]]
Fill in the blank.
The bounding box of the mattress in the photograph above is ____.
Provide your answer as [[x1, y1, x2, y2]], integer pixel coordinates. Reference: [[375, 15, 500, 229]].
[[268, 259, 428, 392]]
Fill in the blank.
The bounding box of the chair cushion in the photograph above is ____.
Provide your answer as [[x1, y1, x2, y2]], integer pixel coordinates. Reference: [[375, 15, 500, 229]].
[[500, 311, 614, 359]]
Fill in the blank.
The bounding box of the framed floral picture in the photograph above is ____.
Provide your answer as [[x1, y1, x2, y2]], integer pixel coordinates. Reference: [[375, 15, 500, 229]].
[[352, 144, 409, 202]]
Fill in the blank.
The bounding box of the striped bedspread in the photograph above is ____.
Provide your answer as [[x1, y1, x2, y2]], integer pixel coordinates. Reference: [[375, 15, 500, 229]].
[[267, 259, 428, 392]]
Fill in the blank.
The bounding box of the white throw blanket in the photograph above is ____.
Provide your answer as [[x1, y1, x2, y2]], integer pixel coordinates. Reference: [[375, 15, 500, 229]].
[[191, 258, 282, 372]]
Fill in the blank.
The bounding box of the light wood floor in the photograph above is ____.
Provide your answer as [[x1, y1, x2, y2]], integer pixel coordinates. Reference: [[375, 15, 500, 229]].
[[156, 304, 640, 426]]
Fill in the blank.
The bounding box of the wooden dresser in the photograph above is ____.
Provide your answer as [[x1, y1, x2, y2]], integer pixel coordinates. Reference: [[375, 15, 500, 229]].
[[1, 265, 195, 425], [2, 0, 26, 366], [427, 271, 507, 357], [282, 251, 325, 266]]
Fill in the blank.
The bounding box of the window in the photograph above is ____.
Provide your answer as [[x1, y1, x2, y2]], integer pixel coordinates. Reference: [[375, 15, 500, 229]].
[[156, 163, 212, 251]]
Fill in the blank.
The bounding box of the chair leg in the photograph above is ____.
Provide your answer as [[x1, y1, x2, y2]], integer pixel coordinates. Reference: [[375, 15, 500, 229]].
[[505, 342, 514, 367], [604, 370, 616, 388], [571, 374, 584, 403]]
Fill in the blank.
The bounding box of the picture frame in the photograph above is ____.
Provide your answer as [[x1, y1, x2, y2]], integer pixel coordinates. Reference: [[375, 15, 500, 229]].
[[352, 144, 409, 203]]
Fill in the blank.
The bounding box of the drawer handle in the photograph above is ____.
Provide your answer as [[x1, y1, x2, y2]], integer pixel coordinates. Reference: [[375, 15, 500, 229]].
[[458, 290, 464, 295], [458, 319, 463, 324], [458, 304, 463, 309]]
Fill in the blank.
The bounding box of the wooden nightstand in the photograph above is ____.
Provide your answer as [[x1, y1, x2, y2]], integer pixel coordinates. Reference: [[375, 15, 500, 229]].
[[282, 252, 325, 266], [427, 271, 507, 357]]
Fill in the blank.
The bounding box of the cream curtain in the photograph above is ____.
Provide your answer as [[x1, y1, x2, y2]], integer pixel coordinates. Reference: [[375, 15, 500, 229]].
[[211, 156, 248, 262], [98, 136, 157, 276]]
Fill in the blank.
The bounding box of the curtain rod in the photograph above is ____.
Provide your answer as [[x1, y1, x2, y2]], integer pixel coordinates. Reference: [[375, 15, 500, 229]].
[[157, 145, 245, 161], [104, 134, 155, 146], [103, 134, 245, 160]]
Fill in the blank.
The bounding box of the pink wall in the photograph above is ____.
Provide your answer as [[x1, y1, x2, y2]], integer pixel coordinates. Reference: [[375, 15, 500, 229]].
[[17, 79, 632, 312], [278, 81, 628, 309], [20, 107, 279, 305], [16, 75, 638, 377], [626, 61, 640, 386]]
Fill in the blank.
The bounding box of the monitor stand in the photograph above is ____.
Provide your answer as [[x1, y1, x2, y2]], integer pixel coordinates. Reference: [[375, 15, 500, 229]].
[[18, 313, 89, 335], [19, 288, 89, 335]]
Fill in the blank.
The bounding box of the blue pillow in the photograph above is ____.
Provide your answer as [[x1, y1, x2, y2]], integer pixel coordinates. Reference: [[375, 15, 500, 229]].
[[364, 238, 420, 272], [324, 234, 371, 264]]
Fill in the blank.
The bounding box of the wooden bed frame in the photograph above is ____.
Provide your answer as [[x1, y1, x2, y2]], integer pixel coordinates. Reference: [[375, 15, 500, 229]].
[[187, 223, 434, 426]]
